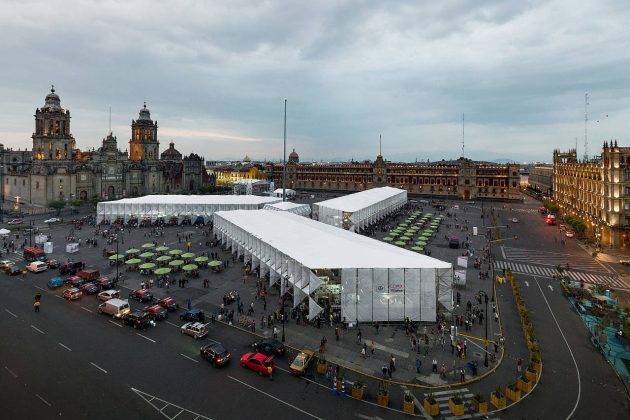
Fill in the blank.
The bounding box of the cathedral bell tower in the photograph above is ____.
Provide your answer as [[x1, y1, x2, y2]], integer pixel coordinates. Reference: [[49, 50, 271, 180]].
[[32, 85, 76, 161], [129, 103, 159, 161]]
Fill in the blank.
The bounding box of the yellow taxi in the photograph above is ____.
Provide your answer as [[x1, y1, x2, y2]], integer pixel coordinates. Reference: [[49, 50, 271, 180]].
[[289, 349, 314, 375]]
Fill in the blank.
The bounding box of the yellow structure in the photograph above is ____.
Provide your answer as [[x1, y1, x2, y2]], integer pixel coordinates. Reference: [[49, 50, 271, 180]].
[[212, 164, 267, 187]]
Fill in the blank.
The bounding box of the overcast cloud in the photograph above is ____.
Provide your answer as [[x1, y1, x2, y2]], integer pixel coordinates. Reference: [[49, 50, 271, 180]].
[[1, 0, 629, 163]]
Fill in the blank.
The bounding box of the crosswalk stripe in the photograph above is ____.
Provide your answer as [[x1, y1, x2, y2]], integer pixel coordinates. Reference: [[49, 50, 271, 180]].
[[426, 388, 469, 396]]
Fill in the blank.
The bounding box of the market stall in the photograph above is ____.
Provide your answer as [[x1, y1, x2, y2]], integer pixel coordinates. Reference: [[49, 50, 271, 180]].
[[263, 201, 311, 217]]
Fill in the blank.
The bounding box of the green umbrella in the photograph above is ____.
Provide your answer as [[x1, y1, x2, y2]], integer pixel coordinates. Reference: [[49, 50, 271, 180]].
[[383, 237, 394, 241], [394, 241, 406, 246], [156, 255, 172, 262], [411, 246, 424, 252], [389, 232, 399, 237], [169, 259, 184, 267], [416, 240, 428, 246], [139, 252, 155, 259], [404, 230, 415, 236], [108, 254, 124, 260], [181, 252, 196, 259], [126, 248, 140, 254], [169, 249, 183, 255], [125, 258, 142, 265], [209, 260, 223, 267], [142, 243, 155, 248], [400, 236, 411, 241], [194, 256, 209, 263], [139, 262, 156, 270], [399, 223, 408, 227], [155, 246, 170, 252], [154, 267, 171, 275], [182, 264, 198, 271]]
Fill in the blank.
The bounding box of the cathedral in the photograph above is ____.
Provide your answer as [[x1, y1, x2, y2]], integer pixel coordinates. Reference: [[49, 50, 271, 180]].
[[1, 87, 210, 208]]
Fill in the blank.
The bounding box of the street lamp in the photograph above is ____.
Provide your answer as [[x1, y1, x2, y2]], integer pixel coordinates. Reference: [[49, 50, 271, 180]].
[[282, 99, 287, 203], [479, 290, 490, 367]]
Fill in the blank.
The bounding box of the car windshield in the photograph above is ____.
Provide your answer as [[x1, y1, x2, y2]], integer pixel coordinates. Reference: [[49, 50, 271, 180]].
[[293, 358, 304, 367]]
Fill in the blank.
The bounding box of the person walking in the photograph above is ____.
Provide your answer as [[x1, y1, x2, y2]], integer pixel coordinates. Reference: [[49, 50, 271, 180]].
[[267, 365, 273, 380], [360, 347, 366, 359], [370, 340, 375, 355], [34, 294, 41, 312], [389, 355, 396, 373], [335, 326, 340, 341], [357, 330, 362, 344], [460, 368, 465, 383], [432, 359, 438, 373], [517, 357, 523, 373], [416, 358, 422, 373]]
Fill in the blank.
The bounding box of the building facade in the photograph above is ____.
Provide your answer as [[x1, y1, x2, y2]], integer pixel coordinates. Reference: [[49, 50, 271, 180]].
[[1, 88, 211, 208], [553, 143, 630, 248], [529, 164, 554, 196], [208, 156, 267, 187], [266, 150, 521, 201]]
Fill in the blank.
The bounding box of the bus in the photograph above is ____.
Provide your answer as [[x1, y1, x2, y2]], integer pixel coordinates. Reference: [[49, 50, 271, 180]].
[[24, 247, 47, 262]]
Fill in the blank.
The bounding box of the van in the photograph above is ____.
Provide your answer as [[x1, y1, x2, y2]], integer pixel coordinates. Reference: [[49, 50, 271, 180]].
[[78, 269, 100, 281], [98, 298, 131, 318], [26, 261, 48, 273]]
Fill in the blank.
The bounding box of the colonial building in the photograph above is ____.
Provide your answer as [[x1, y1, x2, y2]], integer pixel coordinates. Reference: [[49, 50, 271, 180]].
[[529, 164, 554, 196], [553, 142, 630, 248], [265, 150, 521, 201], [208, 156, 267, 187], [1, 87, 210, 208]]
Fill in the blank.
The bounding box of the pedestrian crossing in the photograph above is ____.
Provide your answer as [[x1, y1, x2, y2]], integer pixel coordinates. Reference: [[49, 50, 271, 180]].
[[493, 260, 628, 289], [423, 388, 501, 419], [501, 245, 605, 272], [1, 253, 25, 265]]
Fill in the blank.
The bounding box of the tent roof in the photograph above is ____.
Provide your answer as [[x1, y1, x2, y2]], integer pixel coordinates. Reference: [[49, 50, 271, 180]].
[[215, 210, 451, 269], [273, 188, 296, 194], [264, 202, 309, 211], [314, 186, 406, 212], [100, 195, 280, 205]]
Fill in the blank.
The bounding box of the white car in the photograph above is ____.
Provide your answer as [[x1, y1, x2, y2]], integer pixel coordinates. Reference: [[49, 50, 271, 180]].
[[44, 217, 62, 224], [565, 231, 575, 238], [180, 322, 208, 339], [97, 289, 121, 302], [0, 260, 14, 269]]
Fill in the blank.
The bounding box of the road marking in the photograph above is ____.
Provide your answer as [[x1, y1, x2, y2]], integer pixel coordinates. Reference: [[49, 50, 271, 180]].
[[228, 375, 322, 420], [54, 295, 63, 299], [4, 309, 17, 318], [180, 353, 199, 363], [16, 277, 24, 282], [534, 277, 581, 420], [136, 333, 156, 343], [31, 325, 45, 334], [130, 387, 213, 420], [108, 320, 123, 328], [524, 280, 529, 287], [548, 284, 554, 292], [90, 362, 108, 374], [34, 285, 45, 291], [35, 393, 52, 407], [81, 306, 93, 313], [58, 342, 72, 352], [500, 245, 506, 259], [4, 366, 18, 378], [166, 321, 179, 328]]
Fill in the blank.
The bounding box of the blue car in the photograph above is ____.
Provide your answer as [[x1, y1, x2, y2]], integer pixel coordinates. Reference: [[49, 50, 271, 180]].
[[47, 276, 64, 289], [179, 308, 205, 323]]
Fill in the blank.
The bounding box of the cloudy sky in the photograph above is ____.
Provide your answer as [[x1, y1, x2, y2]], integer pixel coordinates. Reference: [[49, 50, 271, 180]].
[[1, 0, 629, 163]]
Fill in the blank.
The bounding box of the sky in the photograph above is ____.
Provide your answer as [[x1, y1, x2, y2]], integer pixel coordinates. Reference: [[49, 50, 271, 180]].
[[1, 0, 629, 164]]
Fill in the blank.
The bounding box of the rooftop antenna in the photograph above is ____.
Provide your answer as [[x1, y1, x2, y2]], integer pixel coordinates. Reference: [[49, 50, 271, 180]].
[[462, 113, 465, 158], [584, 92, 589, 160], [379, 134, 382, 156], [109, 106, 112, 134]]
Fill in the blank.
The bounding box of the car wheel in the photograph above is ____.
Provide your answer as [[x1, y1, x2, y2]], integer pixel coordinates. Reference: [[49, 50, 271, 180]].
[[241, 362, 246, 368]]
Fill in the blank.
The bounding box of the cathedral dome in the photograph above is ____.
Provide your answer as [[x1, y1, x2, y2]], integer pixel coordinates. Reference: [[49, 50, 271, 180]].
[[44, 85, 62, 111], [288, 148, 299, 164], [138, 102, 152, 121]]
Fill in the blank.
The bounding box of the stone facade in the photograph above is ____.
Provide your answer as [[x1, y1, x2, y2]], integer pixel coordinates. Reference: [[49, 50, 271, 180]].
[[529, 164, 554, 196], [1, 88, 210, 208]]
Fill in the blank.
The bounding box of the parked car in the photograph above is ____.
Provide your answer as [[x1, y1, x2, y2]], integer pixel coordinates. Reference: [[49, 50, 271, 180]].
[[143, 304, 168, 321], [180, 308, 205, 323], [5, 265, 22, 276], [81, 282, 99, 295], [251, 338, 285, 357], [96, 276, 114, 290], [23, 226, 38, 234], [620, 259, 630, 266], [77, 269, 100, 281], [59, 261, 83, 275], [7, 218, 23, 225], [26, 261, 47, 273], [97, 289, 120, 302], [129, 289, 154, 302], [63, 287, 82, 301], [98, 298, 130, 318], [66, 276, 85, 288], [122, 311, 153, 329], [44, 217, 62, 224], [157, 297, 179, 311], [47, 276, 64, 289], [565, 231, 575, 238], [200, 343, 231, 367], [289, 349, 314, 375], [0, 260, 14, 269], [240, 352, 274, 376], [180, 322, 208, 339], [46, 259, 60, 269]]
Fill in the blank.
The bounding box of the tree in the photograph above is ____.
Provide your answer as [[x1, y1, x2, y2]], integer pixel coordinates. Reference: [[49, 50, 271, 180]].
[[48, 200, 66, 216]]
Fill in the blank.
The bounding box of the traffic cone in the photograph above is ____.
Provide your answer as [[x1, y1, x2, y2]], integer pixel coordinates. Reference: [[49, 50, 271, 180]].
[[332, 377, 338, 395], [341, 381, 346, 399]]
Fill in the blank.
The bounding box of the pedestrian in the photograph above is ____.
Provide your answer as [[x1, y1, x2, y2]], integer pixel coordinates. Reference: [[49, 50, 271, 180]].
[[375, 322, 379, 335], [416, 358, 422, 373], [34, 299, 40, 312], [517, 357, 523, 373], [382, 365, 388, 378], [357, 330, 362, 344], [390, 355, 396, 372], [440, 364, 446, 378], [370, 340, 375, 355], [267, 365, 273, 380], [360, 347, 366, 359], [273, 326, 278, 339], [335, 326, 340, 341], [432, 359, 438, 373], [460, 368, 465, 383]]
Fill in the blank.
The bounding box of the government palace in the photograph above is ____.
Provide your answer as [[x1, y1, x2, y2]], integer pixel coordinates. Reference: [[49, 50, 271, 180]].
[[0, 88, 209, 208]]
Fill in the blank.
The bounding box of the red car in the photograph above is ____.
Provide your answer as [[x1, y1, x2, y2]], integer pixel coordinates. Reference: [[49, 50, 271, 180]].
[[129, 289, 154, 302], [158, 297, 179, 311], [143, 304, 168, 321], [46, 259, 60, 269], [66, 276, 84, 288], [96, 276, 114, 290], [240, 352, 274, 376]]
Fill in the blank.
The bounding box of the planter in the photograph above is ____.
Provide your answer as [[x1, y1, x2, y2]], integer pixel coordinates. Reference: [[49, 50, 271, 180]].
[[448, 398, 465, 416], [336, 380, 344, 393], [423, 399, 439, 416], [376, 394, 389, 407], [517, 377, 533, 393], [531, 360, 542, 374], [527, 340, 539, 351], [472, 397, 488, 414], [316, 362, 328, 374], [490, 391, 506, 409], [506, 386, 522, 402], [403, 400, 415, 414], [351, 385, 365, 400], [525, 368, 538, 383]]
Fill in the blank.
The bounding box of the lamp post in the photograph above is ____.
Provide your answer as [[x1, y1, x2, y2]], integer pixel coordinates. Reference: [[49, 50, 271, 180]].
[[479, 290, 489, 367], [0, 165, 4, 223], [282, 99, 287, 203], [281, 294, 287, 343]]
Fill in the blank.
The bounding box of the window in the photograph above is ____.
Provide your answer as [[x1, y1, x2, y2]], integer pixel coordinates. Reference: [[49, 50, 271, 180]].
[[36, 181, 39, 189], [22, 179, 25, 186]]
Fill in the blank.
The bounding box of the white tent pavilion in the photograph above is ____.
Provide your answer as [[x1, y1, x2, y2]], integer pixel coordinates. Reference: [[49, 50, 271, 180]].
[[213, 210, 452, 322], [313, 186, 407, 232], [96, 195, 281, 223], [262, 201, 311, 217], [272, 188, 296, 198]]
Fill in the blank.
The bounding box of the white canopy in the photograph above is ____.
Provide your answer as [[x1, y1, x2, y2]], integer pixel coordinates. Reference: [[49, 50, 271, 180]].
[[313, 187, 407, 232], [213, 210, 453, 321], [96, 195, 281, 223], [263, 202, 311, 217], [272, 188, 296, 197], [0, 228, 10, 235]]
